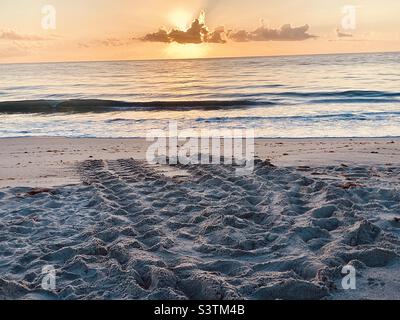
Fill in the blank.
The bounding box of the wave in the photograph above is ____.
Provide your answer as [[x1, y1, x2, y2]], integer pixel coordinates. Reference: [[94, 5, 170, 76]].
[[1, 90, 399, 114], [196, 111, 400, 123], [0, 99, 270, 114], [264, 90, 400, 104], [310, 98, 400, 104], [270, 90, 400, 98]]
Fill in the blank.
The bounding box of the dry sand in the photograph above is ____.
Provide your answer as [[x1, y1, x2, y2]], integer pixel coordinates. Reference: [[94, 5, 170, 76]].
[[0, 137, 399, 300]]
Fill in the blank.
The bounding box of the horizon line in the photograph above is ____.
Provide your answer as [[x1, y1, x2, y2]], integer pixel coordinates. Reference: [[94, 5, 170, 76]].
[[1, 50, 399, 66]]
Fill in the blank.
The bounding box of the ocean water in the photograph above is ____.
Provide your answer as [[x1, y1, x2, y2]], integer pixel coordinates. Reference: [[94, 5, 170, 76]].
[[0, 52, 400, 138]]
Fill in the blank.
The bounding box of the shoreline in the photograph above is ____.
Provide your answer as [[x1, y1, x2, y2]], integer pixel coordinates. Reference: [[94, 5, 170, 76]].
[[1, 136, 400, 188]]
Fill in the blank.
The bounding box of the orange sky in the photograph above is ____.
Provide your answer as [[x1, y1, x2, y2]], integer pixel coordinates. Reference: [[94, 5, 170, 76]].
[[1, 0, 399, 63]]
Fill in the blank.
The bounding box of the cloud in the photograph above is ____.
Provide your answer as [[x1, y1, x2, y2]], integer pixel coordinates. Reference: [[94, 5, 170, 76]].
[[207, 26, 226, 44], [141, 12, 315, 44], [168, 18, 208, 44], [228, 24, 316, 42], [141, 12, 226, 44], [142, 29, 171, 43], [100, 38, 128, 47], [227, 30, 250, 42], [78, 38, 134, 48], [0, 30, 48, 41], [0, 45, 29, 58], [336, 28, 353, 38]]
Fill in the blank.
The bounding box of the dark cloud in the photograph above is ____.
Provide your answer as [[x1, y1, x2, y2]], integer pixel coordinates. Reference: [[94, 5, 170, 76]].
[[142, 29, 170, 43], [228, 24, 316, 42], [207, 26, 227, 44], [141, 12, 315, 44], [168, 18, 208, 44], [0, 30, 48, 41], [141, 13, 226, 44], [336, 28, 353, 38], [227, 30, 250, 42]]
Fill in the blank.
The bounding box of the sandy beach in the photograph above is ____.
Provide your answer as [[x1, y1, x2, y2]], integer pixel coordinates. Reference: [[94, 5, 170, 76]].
[[0, 137, 399, 300], [2, 0, 400, 307], [2, 137, 400, 188]]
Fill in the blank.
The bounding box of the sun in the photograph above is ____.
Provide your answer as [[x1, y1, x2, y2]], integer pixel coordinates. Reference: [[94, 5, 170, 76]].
[[168, 9, 193, 31]]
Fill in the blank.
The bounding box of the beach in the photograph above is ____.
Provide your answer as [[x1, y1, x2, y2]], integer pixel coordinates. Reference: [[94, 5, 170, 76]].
[[1, 137, 400, 188], [1, 137, 399, 300], [1, 52, 400, 301], [2, 0, 400, 307]]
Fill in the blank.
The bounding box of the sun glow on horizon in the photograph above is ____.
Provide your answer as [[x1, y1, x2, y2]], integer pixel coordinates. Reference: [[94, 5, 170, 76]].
[[164, 42, 209, 59]]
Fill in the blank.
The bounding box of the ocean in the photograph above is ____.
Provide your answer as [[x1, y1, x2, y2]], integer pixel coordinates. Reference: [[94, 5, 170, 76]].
[[0, 52, 399, 138]]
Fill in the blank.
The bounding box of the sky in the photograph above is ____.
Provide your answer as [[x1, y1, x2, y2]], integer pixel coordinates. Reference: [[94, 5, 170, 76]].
[[0, 0, 400, 63]]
